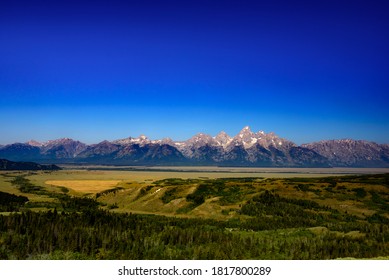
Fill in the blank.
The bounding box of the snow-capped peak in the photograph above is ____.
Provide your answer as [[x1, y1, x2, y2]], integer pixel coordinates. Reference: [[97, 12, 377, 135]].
[[113, 135, 150, 146], [214, 131, 233, 147], [27, 140, 43, 147], [233, 126, 258, 148], [239, 126, 252, 134], [213, 131, 233, 148], [187, 133, 214, 144]]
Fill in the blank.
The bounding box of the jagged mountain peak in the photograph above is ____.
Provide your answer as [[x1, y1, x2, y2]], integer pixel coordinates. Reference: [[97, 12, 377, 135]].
[[38, 138, 88, 158], [188, 133, 213, 141], [113, 135, 151, 146], [216, 131, 229, 137], [214, 131, 233, 147], [40, 138, 87, 150], [27, 140, 43, 147], [46, 138, 85, 145], [154, 137, 175, 146], [45, 138, 78, 145], [58, 137, 76, 142], [232, 126, 258, 149], [238, 126, 254, 135]]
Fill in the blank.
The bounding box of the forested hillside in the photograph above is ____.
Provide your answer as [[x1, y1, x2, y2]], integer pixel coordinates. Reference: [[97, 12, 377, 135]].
[[0, 158, 61, 171]]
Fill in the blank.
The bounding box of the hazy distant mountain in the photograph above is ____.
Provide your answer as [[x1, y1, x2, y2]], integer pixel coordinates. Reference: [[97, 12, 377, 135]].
[[0, 143, 41, 161], [77, 140, 186, 165], [302, 139, 389, 167], [0, 127, 388, 167], [40, 138, 88, 159], [0, 158, 61, 171]]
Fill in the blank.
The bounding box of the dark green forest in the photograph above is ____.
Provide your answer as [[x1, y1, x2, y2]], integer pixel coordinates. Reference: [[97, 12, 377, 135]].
[[0, 173, 389, 259]]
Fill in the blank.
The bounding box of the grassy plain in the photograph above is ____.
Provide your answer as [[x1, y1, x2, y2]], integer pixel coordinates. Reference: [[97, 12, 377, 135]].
[[46, 180, 121, 193], [23, 166, 389, 189], [2, 167, 388, 218], [0, 171, 57, 203]]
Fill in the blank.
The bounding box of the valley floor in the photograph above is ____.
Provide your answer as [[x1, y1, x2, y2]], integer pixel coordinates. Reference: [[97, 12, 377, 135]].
[[0, 167, 388, 259]]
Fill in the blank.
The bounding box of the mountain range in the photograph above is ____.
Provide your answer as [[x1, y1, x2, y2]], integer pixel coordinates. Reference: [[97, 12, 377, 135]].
[[1, 126, 388, 167]]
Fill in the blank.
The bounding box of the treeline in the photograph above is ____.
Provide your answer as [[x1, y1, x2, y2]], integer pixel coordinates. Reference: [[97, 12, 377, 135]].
[[0, 158, 61, 171], [1, 209, 388, 260], [0, 191, 29, 212], [240, 190, 342, 230]]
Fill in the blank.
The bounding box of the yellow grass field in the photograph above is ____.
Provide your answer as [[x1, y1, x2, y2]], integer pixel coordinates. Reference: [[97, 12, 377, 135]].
[[45, 180, 122, 193], [26, 167, 389, 187]]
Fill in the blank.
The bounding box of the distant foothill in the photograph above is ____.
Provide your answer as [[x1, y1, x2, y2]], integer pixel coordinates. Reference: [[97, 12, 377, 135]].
[[0, 158, 61, 171]]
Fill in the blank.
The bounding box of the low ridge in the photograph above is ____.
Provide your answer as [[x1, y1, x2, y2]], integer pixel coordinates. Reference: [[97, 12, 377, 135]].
[[0, 158, 61, 171]]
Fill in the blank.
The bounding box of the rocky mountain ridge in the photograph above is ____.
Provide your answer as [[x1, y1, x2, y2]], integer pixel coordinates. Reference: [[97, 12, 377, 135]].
[[302, 139, 389, 167], [1, 127, 388, 167]]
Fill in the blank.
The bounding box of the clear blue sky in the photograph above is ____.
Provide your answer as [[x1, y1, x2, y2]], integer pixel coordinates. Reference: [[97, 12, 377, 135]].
[[1, 0, 388, 145]]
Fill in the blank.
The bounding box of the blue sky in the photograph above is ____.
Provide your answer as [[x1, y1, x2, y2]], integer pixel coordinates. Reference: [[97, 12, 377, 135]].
[[1, 0, 388, 145]]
